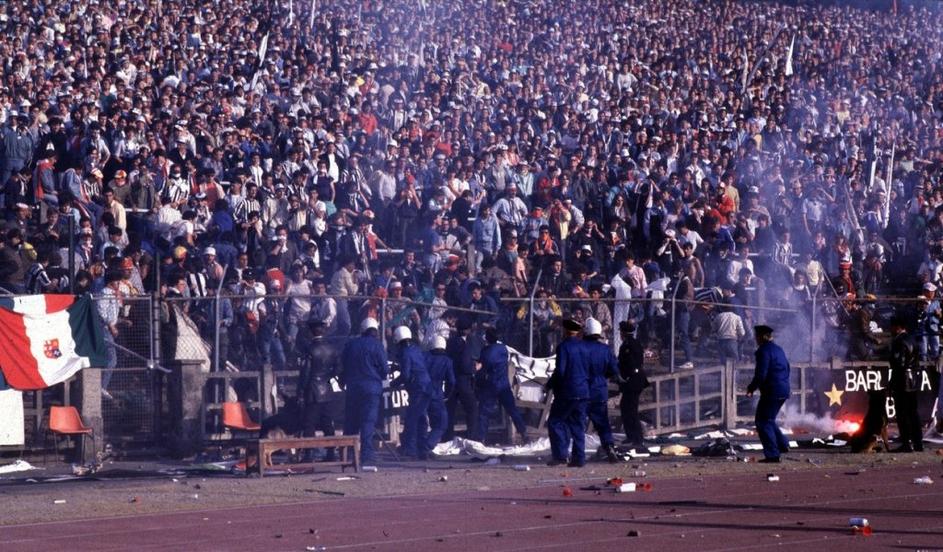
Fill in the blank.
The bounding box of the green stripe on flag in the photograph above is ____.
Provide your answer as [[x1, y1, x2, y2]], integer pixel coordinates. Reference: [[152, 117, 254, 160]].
[[68, 294, 108, 367]]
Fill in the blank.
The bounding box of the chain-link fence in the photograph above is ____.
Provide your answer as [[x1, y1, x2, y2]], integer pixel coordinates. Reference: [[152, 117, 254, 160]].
[[92, 295, 163, 451], [6, 288, 943, 457]]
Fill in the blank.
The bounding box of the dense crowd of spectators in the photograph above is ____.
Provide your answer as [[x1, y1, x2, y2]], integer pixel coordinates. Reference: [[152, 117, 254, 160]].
[[1, 0, 942, 370]]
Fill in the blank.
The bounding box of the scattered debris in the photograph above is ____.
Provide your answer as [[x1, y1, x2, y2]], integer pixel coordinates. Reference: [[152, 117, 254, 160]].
[[438, 476, 448, 482], [361, 466, 378, 472], [53, 499, 66, 504], [336, 476, 358, 481], [627, 530, 640, 537], [309, 489, 345, 496], [661, 444, 691, 456], [851, 525, 873, 537], [128, 497, 139, 504], [913, 476, 934, 485], [513, 465, 531, 471], [767, 475, 780, 482], [191, 494, 200, 499], [562, 486, 573, 497], [617, 483, 638, 493], [849, 518, 869, 527], [0, 460, 41, 474]]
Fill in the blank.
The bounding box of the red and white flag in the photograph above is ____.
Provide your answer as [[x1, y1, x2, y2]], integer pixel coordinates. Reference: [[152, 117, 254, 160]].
[[0, 295, 106, 390]]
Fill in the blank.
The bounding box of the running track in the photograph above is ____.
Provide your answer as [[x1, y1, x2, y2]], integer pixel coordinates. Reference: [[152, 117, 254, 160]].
[[3, 463, 942, 551]]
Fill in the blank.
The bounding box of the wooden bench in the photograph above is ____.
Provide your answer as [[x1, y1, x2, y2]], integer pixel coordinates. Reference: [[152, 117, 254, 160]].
[[246, 435, 360, 477]]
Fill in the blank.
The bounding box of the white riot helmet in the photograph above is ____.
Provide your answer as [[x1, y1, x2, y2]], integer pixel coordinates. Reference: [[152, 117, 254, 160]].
[[584, 317, 603, 337], [360, 317, 380, 332], [393, 325, 412, 343], [431, 335, 447, 350]]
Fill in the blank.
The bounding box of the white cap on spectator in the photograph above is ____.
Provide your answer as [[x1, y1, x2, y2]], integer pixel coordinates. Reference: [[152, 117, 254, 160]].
[[203, 247, 216, 256], [924, 282, 937, 292]]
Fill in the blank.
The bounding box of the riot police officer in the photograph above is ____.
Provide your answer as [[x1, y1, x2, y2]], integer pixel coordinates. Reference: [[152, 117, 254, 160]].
[[392, 325, 432, 458], [583, 318, 619, 463], [546, 319, 590, 467], [298, 320, 342, 460], [425, 336, 456, 457], [341, 318, 388, 465]]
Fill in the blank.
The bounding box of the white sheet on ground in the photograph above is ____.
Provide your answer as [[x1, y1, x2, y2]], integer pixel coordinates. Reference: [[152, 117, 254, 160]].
[[432, 435, 602, 459], [0, 459, 40, 474]]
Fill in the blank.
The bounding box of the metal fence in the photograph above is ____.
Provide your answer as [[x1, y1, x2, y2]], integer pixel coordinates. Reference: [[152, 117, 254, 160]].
[[5, 289, 942, 457]]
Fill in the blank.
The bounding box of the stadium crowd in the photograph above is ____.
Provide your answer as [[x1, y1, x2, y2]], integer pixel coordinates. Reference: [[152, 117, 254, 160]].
[[1, 0, 942, 373]]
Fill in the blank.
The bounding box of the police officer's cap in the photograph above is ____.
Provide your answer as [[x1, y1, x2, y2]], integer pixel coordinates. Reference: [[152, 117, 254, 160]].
[[754, 325, 774, 337]]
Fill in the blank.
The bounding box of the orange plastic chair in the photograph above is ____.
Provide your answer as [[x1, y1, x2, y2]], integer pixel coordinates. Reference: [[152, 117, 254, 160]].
[[222, 402, 261, 432], [46, 406, 94, 464]]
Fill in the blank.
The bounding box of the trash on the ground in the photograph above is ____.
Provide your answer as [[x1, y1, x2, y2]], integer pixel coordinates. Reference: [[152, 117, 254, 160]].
[[849, 518, 869, 527], [336, 476, 358, 481], [629, 470, 646, 477], [627, 529, 640, 537], [438, 475, 448, 482], [739, 443, 764, 451], [913, 476, 934, 485], [71, 464, 90, 476], [513, 465, 531, 471], [305, 547, 326, 551], [52, 499, 67, 504], [607, 477, 624, 487], [617, 483, 637, 493], [0, 460, 41, 474], [361, 466, 378, 472], [191, 494, 200, 499], [129, 497, 139, 503], [693, 430, 728, 440], [617, 482, 652, 493], [767, 474, 780, 482], [661, 444, 691, 456], [562, 486, 573, 497], [693, 438, 736, 457], [852, 525, 873, 536]]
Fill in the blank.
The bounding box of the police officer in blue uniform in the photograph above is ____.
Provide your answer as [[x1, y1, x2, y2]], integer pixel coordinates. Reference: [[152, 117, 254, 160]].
[[425, 336, 456, 458], [392, 325, 432, 458], [546, 319, 591, 467], [476, 327, 529, 444], [341, 317, 389, 465], [583, 318, 619, 463], [747, 325, 791, 463]]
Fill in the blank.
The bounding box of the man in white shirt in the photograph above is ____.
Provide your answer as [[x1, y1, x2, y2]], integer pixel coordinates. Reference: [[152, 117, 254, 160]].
[[712, 306, 745, 366], [493, 184, 528, 230]]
